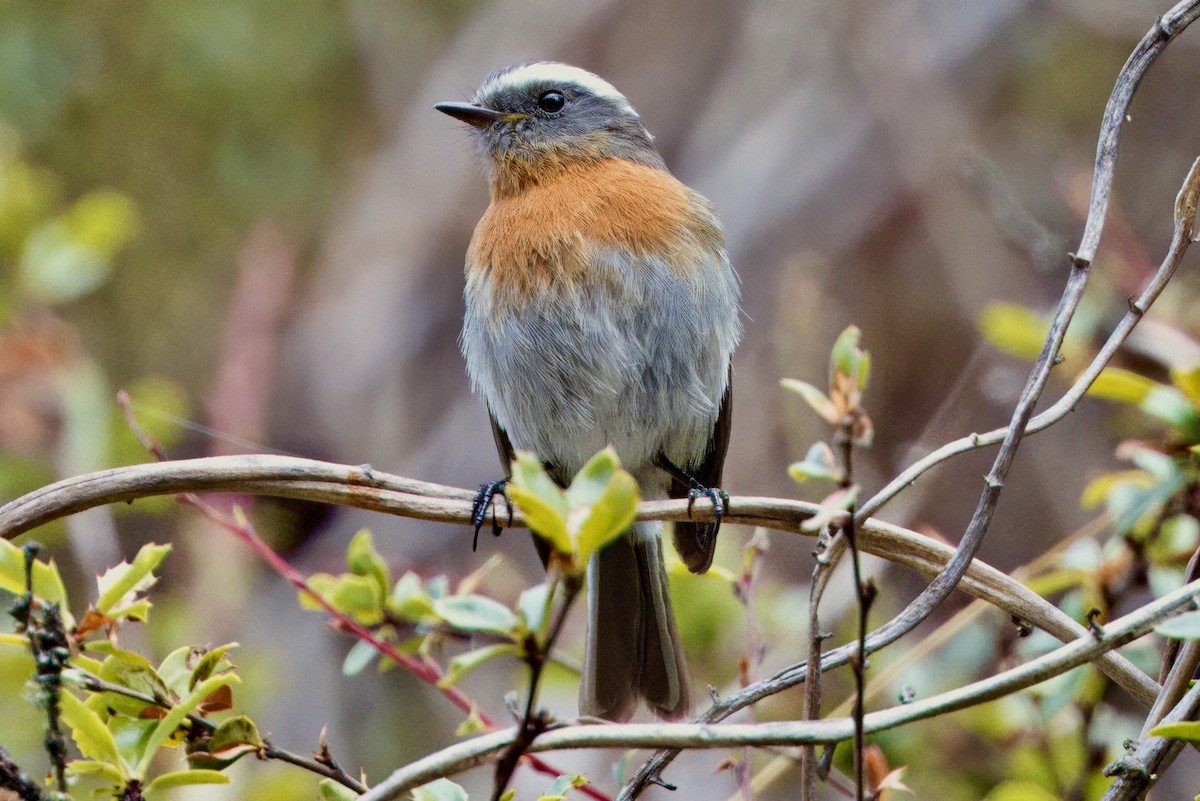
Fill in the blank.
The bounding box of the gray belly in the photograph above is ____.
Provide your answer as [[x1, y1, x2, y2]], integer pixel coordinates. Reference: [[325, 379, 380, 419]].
[[461, 251, 740, 483]]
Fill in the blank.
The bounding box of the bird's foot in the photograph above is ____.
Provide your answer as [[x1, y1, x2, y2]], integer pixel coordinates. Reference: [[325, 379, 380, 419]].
[[471, 479, 511, 551], [655, 454, 729, 538]]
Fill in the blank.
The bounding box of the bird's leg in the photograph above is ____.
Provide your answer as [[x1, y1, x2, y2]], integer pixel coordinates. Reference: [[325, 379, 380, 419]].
[[470, 479, 512, 551], [653, 454, 729, 533]]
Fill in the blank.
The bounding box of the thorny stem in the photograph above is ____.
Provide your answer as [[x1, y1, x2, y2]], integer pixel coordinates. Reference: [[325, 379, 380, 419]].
[[11, 544, 69, 796]]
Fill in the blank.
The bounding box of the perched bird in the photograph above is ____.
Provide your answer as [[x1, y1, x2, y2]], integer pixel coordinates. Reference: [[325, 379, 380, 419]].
[[437, 62, 741, 721]]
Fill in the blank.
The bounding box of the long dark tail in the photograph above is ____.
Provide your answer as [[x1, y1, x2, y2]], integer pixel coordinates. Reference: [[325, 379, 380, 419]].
[[580, 523, 689, 721]]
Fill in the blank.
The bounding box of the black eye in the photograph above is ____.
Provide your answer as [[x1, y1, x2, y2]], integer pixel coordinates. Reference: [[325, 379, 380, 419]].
[[537, 90, 566, 113]]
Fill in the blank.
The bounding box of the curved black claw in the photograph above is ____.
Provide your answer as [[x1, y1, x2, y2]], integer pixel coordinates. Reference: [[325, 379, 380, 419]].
[[471, 479, 511, 551], [687, 485, 730, 539]]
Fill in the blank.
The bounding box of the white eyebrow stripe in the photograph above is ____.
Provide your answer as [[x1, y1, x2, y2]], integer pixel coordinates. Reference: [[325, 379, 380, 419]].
[[478, 62, 634, 113]]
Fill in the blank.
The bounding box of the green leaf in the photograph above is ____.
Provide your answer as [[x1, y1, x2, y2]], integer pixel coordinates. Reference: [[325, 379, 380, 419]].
[[438, 643, 521, 688], [96, 650, 173, 718], [136, 673, 240, 778], [433, 595, 518, 635], [60, 690, 124, 771], [342, 639, 379, 677], [567, 447, 639, 564], [788, 442, 841, 484], [319, 778, 362, 801], [188, 643, 237, 690], [1155, 610, 1200, 640], [830, 325, 869, 391], [0, 540, 69, 606], [1172, 364, 1200, 406], [1149, 720, 1200, 742], [188, 715, 263, 769], [455, 705, 490, 737], [66, 759, 127, 785], [780, 378, 838, 425], [411, 778, 469, 801], [387, 571, 437, 622], [507, 452, 571, 554], [95, 543, 172, 615], [517, 583, 551, 633], [1087, 367, 1159, 406], [978, 303, 1048, 361], [1141, 385, 1200, 429], [303, 573, 384, 625], [110, 717, 159, 775], [347, 528, 391, 598], [539, 774, 588, 800], [144, 769, 231, 796]]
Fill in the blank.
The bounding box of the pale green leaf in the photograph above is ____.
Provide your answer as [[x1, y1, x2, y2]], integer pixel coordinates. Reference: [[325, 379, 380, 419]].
[[144, 769, 230, 797], [569, 448, 638, 565], [1087, 367, 1159, 406], [387, 571, 436, 621], [60, 691, 124, 771], [787, 442, 841, 484], [66, 760, 127, 784], [517, 583, 551, 633], [434, 595, 518, 634], [188, 642, 237, 690], [1149, 720, 1200, 742], [411, 778, 469, 801], [343, 639, 378, 677], [95, 543, 172, 615], [438, 643, 521, 688], [136, 673, 239, 778], [347, 528, 391, 598], [455, 705, 490, 737], [507, 452, 570, 554], [780, 378, 838, 424], [1155, 610, 1200, 640], [319, 778, 362, 800]]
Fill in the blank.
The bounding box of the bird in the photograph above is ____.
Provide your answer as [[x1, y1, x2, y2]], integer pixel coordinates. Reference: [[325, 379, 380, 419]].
[[436, 62, 741, 721]]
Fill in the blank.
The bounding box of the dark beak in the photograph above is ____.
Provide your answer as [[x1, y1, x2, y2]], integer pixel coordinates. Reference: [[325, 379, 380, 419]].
[[435, 102, 506, 129]]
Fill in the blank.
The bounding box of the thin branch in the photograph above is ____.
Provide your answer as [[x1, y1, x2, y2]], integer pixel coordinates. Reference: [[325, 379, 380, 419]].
[[857, 3, 1200, 524], [0, 455, 1160, 706], [360, 577, 1200, 801]]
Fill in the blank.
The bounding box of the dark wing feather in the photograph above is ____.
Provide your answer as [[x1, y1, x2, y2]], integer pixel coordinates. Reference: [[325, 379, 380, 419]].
[[670, 365, 733, 574], [489, 410, 553, 567]]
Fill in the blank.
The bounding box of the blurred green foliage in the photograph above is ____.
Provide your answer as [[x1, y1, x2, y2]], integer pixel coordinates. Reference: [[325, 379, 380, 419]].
[[0, 0, 372, 386]]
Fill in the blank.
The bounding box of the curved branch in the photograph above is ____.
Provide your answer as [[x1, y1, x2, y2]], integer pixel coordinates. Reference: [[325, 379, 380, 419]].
[[358, 577, 1200, 800], [0, 453, 1159, 708]]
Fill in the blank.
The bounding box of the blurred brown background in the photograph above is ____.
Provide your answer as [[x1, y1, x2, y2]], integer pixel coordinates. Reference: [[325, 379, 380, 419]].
[[3, 1, 1200, 799]]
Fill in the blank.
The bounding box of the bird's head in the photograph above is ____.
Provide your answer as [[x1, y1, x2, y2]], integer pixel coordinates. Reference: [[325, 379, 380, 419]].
[[436, 62, 665, 194]]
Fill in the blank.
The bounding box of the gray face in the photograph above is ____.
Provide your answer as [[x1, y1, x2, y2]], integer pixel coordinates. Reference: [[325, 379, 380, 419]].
[[440, 62, 666, 169]]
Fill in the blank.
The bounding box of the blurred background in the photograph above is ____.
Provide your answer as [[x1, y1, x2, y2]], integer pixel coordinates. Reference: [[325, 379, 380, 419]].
[[3, 1, 1200, 799]]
